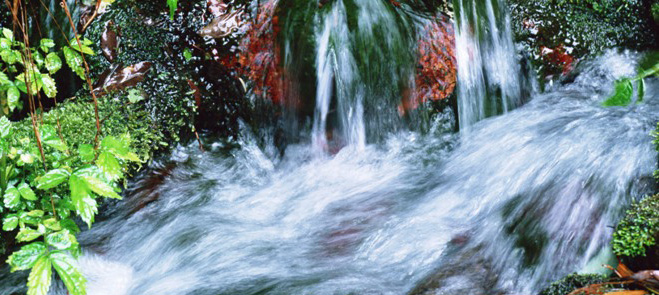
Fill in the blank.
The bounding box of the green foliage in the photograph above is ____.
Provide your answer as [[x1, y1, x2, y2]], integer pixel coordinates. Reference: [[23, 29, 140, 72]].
[[0, 26, 145, 295], [167, 0, 178, 20], [0, 26, 93, 116], [602, 53, 659, 107], [612, 194, 659, 258], [539, 273, 609, 295]]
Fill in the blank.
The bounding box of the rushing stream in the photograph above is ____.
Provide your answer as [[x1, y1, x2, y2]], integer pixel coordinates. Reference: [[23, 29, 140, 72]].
[[1, 0, 658, 294]]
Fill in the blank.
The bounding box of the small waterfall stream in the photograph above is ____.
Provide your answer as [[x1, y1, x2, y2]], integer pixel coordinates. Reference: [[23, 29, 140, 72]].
[[454, 0, 527, 132], [0, 1, 657, 295]]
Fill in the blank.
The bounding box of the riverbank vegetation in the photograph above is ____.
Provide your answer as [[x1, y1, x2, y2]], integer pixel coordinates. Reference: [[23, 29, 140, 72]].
[[0, 0, 657, 294]]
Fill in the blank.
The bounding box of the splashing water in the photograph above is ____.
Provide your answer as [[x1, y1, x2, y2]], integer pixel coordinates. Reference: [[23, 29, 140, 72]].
[[454, 0, 529, 132], [1, 51, 655, 295]]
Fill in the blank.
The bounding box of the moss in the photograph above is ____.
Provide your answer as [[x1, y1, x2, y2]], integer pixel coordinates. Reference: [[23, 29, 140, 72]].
[[14, 95, 166, 169], [539, 273, 609, 295], [509, 0, 657, 83], [82, 0, 250, 143], [612, 194, 659, 264]]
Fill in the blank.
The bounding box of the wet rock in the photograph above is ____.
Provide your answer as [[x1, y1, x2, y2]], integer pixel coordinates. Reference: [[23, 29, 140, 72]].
[[101, 20, 120, 62], [92, 62, 152, 97], [509, 0, 657, 86], [198, 10, 243, 39]]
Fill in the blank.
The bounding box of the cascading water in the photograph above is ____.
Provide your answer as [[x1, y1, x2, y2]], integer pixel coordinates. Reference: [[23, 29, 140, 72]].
[[454, 0, 528, 132], [0, 1, 657, 295]]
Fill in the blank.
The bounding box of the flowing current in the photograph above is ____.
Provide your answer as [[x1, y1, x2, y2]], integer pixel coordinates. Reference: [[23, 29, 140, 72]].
[[2, 0, 658, 294]]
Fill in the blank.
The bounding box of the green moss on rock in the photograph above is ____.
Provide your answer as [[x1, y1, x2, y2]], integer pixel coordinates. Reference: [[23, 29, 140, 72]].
[[14, 96, 165, 167], [612, 194, 659, 260], [539, 273, 608, 295]]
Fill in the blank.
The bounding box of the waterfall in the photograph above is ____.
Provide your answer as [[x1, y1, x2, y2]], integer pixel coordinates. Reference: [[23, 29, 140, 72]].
[[454, 0, 525, 132]]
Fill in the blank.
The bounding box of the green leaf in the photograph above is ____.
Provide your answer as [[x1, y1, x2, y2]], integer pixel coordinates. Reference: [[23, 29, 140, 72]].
[[63, 47, 85, 80], [18, 182, 37, 200], [96, 150, 122, 181], [78, 144, 94, 162], [69, 174, 97, 228], [60, 218, 80, 234], [101, 135, 139, 161], [2, 28, 13, 41], [0, 72, 10, 85], [16, 71, 42, 95], [183, 48, 192, 62], [43, 218, 61, 231], [81, 175, 121, 199], [41, 75, 57, 98], [69, 39, 95, 56], [637, 78, 645, 103], [0, 49, 21, 64], [0, 116, 12, 138], [7, 242, 47, 272], [168, 0, 178, 20], [0, 38, 10, 49], [41, 125, 67, 152], [16, 227, 44, 242], [37, 168, 70, 189], [7, 86, 20, 112], [27, 255, 52, 295], [127, 88, 144, 103], [40, 39, 55, 52], [45, 53, 62, 74], [3, 214, 18, 231], [603, 78, 633, 107], [50, 251, 87, 295], [27, 210, 44, 217], [3, 186, 21, 209], [46, 230, 72, 250]]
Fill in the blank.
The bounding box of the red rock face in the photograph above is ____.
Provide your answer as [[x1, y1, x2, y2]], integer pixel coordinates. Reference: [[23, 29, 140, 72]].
[[401, 16, 457, 114], [234, 0, 288, 105], [539, 44, 574, 76]]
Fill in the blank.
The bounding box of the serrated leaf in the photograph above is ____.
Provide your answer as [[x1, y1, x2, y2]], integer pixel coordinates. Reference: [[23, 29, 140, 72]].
[[0, 72, 10, 85], [18, 182, 37, 200], [37, 168, 70, 189], [81, 175, 121, 199], [63, 47, 85, 80], [27, 210, 44, 217], [7, 86, 20, 112], [69, 174, 97, 228], [2, 28, 13, 41], [41, 75, 57, 98], [16, 228, 44, 242], [45, 53, 62, 74], [27, 255, 52, 295], [3, 214, 18, 231], [40, 38, 55, 50], [69, 39, 95, 56], [45, 230, 72, 249], [77, 144, 94, 162], [96, 150, 122, 181], [40, 125, 67, 152], [50, 251, 87, 295], [59, 218, 80, 234], [0, 116, 11, 138], [43, 218, 61, 231], [603, 79, 633, 107], [7, 242, 47, 272], [3, 186, 20, 209]]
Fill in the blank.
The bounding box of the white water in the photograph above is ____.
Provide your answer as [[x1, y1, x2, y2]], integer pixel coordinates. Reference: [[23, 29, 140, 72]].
[[1, 51, 656, 295], [455, 0, 526, 132]]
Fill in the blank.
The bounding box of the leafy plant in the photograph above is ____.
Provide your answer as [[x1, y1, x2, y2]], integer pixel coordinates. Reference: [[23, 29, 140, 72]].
[[0, 26, 138, 295], [612, 194, 659, 258], [167, 0, 178, 20], [0, 27, 93, 116], [603, 53, 659, 107]]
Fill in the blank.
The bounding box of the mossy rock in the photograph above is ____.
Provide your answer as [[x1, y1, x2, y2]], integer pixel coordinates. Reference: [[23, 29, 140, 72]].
[[14, 95, 166, 170], [539, 273, 609, 295], [509, 0, 657, 84], [83, 0, 250, 143], [612, 194, 659, 270]]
